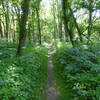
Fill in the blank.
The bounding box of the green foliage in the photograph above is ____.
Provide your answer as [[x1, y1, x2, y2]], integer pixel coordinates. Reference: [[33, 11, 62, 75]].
[[53, 43, 100, 100], [0, 43, 48, 100]]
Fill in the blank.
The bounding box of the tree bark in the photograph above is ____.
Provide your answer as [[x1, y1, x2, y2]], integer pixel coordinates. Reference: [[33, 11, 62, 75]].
[[69, 7, 83, 42], [62, 0, 74, 47], [16, 0, 30, 56], [1, 0, 9, 41], [36, 8, 41, 45], [59, 19, 63, 41], [87, 0, 93, 44], [0, 18, 3, 38]]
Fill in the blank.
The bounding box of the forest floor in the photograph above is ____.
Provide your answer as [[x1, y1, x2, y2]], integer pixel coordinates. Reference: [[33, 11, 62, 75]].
[[47, 44, 58, 100]]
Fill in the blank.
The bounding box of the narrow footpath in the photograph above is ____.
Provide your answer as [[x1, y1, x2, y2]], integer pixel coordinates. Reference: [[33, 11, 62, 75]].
[[47, 45, 57, 100]]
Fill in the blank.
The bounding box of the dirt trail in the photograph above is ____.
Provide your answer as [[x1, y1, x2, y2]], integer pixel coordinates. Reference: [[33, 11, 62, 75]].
[[47, 44, 57, 100]]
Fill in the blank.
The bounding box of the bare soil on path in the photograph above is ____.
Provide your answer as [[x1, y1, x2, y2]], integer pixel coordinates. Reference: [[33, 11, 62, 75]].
[[47, 44, 57, 100]]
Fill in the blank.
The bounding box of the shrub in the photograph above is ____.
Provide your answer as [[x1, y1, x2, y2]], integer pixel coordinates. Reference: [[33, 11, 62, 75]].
[[53, 45, 100, 100], [0, 43, 48, 100]]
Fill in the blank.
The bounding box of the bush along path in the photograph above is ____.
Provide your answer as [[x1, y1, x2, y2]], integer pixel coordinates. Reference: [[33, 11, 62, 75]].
[[53, 45, 100, 100], [0, 43, 48, 100], [47, 44, 57, 100]]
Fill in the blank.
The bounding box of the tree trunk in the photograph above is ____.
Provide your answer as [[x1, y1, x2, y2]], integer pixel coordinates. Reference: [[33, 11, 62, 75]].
[[87, 0, 93, 44], [1, 0, 9, 41], [0, 18, 3, 38], [62, 0, 68, 41], [27, 21, 32, 44], [5, 5, 9, 41], [32, 11, 35, 42], [62, 0, 74, 47], [69, 7, 83, 42], [59, 19, 63, 41], [12, 14, 16, 43], [36, 8, 41, 45], [16, 0, 30, 56]]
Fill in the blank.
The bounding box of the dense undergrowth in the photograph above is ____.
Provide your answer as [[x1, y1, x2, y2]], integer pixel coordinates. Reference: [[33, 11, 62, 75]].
[[53, 42, 100, 100], [0, 42, 48, 100]]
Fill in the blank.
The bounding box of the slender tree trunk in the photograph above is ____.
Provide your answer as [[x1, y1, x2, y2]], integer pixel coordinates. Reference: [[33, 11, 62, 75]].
[[52, 0, 58, 49], [0, 18, 3, 38], [87, 0, 93, 44], [69, 7, 83, 42], [2, 19, 6, 38], [32, 11, 35, 42], [57, 0, 63, 41], [5, 5, 9, 41], [14, 6, 21, 43], [36, 8, 41, 45], [1, 0, 9, 41], [27, 21, 31, 43], [62, 0, 69, 41], [62, 0, 74, 47], [16, 0, 30, 56], [59, 19, 63, 41], [12, 14, 16, 43]]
